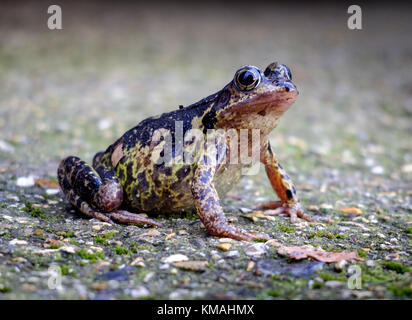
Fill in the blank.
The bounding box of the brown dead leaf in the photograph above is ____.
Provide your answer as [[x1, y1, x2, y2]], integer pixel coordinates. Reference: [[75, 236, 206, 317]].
[[277, 245, 364, 263], [34, 179, 59, 189], [165, 232, 176, 240], [265, 239, 282, 247], [339, 207, 362, 215], [241, 214, 258, 222]]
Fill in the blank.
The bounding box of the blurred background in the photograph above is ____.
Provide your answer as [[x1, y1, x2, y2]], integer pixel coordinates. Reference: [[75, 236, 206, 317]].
[[0, 1, 411, 181]]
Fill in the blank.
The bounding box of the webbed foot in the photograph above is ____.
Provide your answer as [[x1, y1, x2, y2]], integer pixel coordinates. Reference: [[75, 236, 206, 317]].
[[256, 201, 311, 223]]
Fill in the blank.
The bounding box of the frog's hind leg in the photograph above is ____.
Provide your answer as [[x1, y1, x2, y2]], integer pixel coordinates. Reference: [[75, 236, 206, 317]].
[[58, 156, 123, 221], [58, 156, 161, 227]]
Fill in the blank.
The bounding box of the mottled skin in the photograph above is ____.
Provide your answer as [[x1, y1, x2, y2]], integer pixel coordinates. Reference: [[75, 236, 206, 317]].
[[58, 62, 311, 241]]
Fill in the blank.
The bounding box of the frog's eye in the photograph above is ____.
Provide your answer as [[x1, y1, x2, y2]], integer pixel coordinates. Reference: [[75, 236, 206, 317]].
[[234, 66, 261, 91], [264, 63, 292, 81]]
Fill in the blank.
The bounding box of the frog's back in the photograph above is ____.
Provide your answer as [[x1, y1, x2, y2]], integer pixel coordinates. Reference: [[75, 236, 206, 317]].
[[113, 92, 225, 213]]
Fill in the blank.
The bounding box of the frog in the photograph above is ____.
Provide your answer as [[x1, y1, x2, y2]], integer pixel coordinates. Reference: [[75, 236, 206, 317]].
[[58, 62, 311, 241]]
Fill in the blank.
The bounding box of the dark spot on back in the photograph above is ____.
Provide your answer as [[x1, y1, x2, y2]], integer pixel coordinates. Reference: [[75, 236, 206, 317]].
[[137, 172, 149, 190], [176, 166, 190, 180]]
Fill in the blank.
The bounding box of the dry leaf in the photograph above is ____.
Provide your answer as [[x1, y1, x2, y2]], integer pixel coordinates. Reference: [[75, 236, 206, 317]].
[[265, 239, 282, 247], [340, 207, 362, 215], [277, 245, 364, 263], [34, 179, 59, 189], [165, 232, 176, 240], [241, 214, 258, 222]]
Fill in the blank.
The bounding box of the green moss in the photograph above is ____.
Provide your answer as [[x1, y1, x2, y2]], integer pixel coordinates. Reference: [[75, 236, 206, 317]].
[[94, 236, 106, 244], [361, 264, 395, 284], [318, 271, 346, 282], [403, 227, 412, 234], [383, 262, 410, 274], [266, 289, 282, 297], [0, 285, 12, 293], [389, 284, 412, 298], [22, 202, 46, 218], [60, 265, 76, 276], [130, 242, 151, 253], [335, 233, 349, 239], [114, 246, 130, 255], [94, 232, 116, 244], [278, 223, 295, 234], [357, 249, 367, 258], [77, 249, 104, 264], [308, 230, 335, 239], [64, 231, 75, 238], [50, 243, 63, 249], [269, 277, 309, 299]]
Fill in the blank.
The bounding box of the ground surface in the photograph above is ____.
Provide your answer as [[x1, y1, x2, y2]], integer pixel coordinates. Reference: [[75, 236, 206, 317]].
[[0, 2, 411, 300]]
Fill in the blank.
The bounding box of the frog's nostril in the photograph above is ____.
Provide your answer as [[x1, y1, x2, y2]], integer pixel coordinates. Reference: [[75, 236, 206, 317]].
[[281, 81, 296, 92]]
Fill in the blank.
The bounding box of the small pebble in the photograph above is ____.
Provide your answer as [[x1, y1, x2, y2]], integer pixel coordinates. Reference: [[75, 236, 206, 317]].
[[335, 260, 347, 271], [129, 286, 150, 298], [16, 176, 35, 187], [226, 250, 239, 258], [9, 239, 28, 245], [246, 261, 255, 272], [371, 166, 384, 175], [163, 254, 189, 263], [172, 260, 208, 272], [217, 243, 231, 251], [245, 243, 267, 257], [320, 203, 333, 210]]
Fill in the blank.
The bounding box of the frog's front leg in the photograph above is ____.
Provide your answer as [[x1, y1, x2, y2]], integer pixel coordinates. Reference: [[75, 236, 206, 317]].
[[57, 155, 160, 227], [192, 162, 269, 241], [259, 142, 311, 222]]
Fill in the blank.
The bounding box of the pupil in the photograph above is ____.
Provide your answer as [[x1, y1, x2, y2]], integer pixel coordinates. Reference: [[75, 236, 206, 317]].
[[239, 71, 255, 86]]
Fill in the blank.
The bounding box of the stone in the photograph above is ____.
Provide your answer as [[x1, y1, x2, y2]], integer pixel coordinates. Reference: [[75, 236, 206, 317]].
[[163, 254, 189, 263], [245, 243, 267, 257]]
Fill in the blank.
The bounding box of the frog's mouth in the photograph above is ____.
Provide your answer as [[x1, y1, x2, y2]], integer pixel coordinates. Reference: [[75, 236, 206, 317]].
[[225, 85, 298, 115]]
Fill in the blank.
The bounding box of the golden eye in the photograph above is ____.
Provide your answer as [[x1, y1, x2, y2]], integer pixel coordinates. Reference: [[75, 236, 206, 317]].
[[234, 66, 261, 91]]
